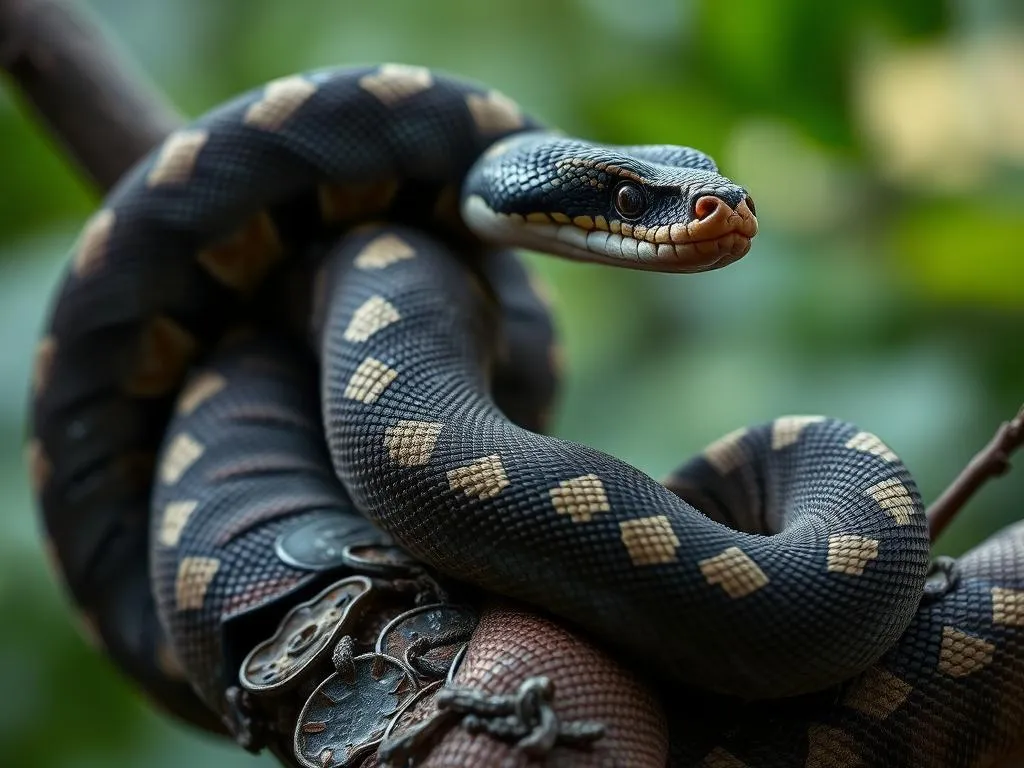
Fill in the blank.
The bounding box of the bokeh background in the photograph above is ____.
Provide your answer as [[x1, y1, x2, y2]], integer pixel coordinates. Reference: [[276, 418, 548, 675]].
[[1, 0, 1022, 765]]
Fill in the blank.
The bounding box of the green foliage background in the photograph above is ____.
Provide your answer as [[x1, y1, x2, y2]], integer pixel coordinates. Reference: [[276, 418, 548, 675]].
[[0, 0, 1022, 765]]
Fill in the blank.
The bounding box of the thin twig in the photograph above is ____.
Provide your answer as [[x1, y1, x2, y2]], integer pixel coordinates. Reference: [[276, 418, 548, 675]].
[[928, 403, 1024, 542], [0, 0, 181, 192]]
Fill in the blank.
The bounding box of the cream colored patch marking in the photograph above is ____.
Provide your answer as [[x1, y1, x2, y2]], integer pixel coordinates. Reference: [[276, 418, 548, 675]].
[[846, 431, 898, 462], [319, 179, 399, 223], [702, 428, 749, 475], [344, 296, 402, 342], [383, 420, 444, 467], [354, 234, 416, 269], [126, 316, 197, 397], [699, 546, 769, 598], [175, 556, 221, 611], [177, 372, 227, 415], [826, 534, 880, 576], [198, 211, 283, 293], [243, 75, 317, 130], [159, 500, 199, 547], [147, 129, 209, 187], [938, 626, 995, 677], [466, 90, 524, 134], [344, 357, 398, 404], [73, 209, 115, 277], [160, 433, 205, 485], [549, 474, 610, 523], [700, 748, 748, 768], [26, 439, 51, 494], [805, 724, 864, 767], [33, 337, 57, 396], [992, 587, 1024, 626], [864, 478, 916, 526], [771, 415, 825, 449], [620, 516, 680, 566], [446, 454, 509, 500], [842, 666, 913, 719], [359, 64, 434, 106]]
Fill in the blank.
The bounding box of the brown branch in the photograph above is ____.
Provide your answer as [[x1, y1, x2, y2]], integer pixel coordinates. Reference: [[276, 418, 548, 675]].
[[928, 403, 1024, 542], [0, 0, 181, 192]]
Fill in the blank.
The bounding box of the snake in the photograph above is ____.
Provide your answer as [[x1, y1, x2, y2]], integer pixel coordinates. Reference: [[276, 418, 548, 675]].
[[26, 64, 1024, 766]]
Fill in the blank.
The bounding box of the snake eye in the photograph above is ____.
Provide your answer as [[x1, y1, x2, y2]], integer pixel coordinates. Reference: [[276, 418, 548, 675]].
[[614, 182, 646, 220]]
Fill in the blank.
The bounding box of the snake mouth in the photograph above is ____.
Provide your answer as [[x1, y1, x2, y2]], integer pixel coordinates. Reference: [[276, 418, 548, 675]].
[[462, 194, 758, 273]]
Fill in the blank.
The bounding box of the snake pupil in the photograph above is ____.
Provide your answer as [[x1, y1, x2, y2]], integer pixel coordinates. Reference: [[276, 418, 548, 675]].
[[614, 182, 646, 220]]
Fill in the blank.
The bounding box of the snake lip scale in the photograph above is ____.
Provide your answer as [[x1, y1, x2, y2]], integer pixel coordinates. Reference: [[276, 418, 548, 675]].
[[28, 62, 1024, 766]]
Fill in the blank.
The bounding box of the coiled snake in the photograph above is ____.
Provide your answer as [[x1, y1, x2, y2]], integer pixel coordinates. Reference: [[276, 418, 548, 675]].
[[28, 64, 1024, 766]]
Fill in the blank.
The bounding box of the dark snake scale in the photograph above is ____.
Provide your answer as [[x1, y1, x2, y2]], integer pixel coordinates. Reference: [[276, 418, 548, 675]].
[[27, 64, 1024, 766]]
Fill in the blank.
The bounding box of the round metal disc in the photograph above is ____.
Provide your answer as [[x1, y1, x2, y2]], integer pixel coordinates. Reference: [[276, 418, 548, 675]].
[[294, 653, 415, 768], [239, 576, 374, 694], [275, 512, 387, 571]]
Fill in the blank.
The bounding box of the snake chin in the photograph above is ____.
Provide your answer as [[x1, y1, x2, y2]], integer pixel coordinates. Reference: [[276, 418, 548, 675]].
[[461, 194, 753, 272]]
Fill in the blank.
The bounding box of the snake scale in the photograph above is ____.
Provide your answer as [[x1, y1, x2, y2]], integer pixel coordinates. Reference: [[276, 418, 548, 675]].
[[27, 64, 1024, 766]]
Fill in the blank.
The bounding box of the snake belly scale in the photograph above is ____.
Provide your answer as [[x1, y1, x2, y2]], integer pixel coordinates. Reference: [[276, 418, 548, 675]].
[[30, 62, 1016, 764]]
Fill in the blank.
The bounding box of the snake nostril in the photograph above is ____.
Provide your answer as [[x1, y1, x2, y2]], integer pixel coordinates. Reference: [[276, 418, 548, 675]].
[[693, 195, 722, 221], [744, 195, 756, 217]]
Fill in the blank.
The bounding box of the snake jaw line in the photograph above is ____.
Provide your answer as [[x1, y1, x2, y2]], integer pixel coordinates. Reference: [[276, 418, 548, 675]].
[[461, 194, 752, 273]]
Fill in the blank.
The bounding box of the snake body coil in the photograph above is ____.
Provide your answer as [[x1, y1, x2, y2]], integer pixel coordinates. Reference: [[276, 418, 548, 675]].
[[27, 65, 1024, 765]]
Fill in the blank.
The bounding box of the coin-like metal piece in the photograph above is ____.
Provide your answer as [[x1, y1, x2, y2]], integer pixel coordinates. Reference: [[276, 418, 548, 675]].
[[240, 576, 374, 694], [294, 654, 415, 768], [376, 604, 476, 682], [341, 543, 422, 579], [275, 513, 388, 571]]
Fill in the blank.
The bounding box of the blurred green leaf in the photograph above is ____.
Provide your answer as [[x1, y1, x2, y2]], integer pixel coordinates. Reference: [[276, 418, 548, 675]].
[[894, 200, 1024, 307]]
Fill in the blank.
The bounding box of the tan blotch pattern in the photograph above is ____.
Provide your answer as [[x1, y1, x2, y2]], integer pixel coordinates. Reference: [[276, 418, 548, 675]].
[[147, 130, 209, 187], [383, 420, 443, 467], [700, 748, 748, 768], [359, 64, 434, 106], [344, 295, 401, 342], [126, 315, 197, 397], [699, 546, 769, 598], [549, 474, 611, 523], [992, 587, 1024, 626], [826, 534, 880, 576], [73, 209, 115, 277], [344, 357, 398, 404], [175, 556, 221, 611], [805, 724, 864, 767], [938, 626, 995, 677], [845, 431, 898, 462], [446, 454, 509, 500], [771, 415, 825, 449], [842, 666, 913, 719], [319, 179, 399, 222], [197, 211, 283, 293], [466, 90, 524, 134], [177, 372, 227, 415], [354, 233, 417, 269], [864, 478, 916, 526], [26, 439, 51, 494], [619, 516, 680, 567], [158, 500, 199, 547], [159, 433, 205, 485], [33, 337, 57, 396], [243, 75, 317, 131], [702, 428, 749, 475]]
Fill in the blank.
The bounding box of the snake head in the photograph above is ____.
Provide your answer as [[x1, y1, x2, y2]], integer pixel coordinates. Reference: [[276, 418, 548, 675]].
[[461, 132, 757, 272]]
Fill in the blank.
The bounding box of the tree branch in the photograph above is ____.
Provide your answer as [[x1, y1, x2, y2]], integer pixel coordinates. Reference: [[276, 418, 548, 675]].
[[0, 0, 181, 192], [928, 403, 1024, 542]]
